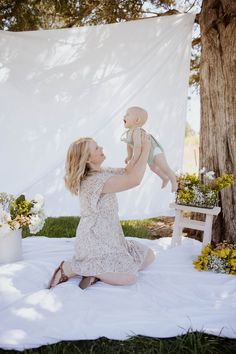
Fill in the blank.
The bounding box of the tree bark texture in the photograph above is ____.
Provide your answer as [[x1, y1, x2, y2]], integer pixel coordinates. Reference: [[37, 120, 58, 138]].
[[191, 0, 236, 244]]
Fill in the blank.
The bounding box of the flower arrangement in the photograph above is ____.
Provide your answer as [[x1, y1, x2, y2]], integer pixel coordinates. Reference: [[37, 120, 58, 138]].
[[175, 168, 234, 208], [0, 192, 46, 236], [193, 242, 236, 275]]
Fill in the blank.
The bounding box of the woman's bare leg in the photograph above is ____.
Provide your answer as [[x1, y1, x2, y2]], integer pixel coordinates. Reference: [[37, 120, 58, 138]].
[[139, 248, 156, 271], [153, 153, 178, 192], [95, 272, 138, 286], [49, 260, 138, 287]]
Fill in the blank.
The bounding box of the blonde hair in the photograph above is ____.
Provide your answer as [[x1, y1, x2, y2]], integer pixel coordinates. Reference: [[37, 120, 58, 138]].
[[64, 137, 93, 196], [128, 106, 148, 126]]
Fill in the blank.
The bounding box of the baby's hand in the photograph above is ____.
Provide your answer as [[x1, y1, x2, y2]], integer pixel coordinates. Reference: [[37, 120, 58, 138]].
[[125, 157, 130, 164]]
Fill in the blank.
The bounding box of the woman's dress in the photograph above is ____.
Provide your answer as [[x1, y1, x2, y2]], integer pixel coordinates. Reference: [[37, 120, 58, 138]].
[[71, 167, 149, 276]]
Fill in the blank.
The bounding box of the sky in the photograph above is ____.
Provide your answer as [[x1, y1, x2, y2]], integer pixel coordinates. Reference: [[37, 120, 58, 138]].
[[187, 92, 200, 133]]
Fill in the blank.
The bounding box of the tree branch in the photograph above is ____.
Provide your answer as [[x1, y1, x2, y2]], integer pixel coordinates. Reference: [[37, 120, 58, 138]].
[[140, 9, 200, 24]]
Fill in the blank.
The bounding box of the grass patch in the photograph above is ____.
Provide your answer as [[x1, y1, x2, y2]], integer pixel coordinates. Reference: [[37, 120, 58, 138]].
[[22, 216, 159, 239], [23, 217, 80, 238], [0, 331, 235, 354]]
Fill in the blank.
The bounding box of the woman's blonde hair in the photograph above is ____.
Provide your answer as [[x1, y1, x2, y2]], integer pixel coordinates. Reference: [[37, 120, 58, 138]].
[[64, 137, 93, 196]]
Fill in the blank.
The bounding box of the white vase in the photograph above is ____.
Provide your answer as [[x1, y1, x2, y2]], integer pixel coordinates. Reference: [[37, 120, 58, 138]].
[[0, 228, 23, 264]]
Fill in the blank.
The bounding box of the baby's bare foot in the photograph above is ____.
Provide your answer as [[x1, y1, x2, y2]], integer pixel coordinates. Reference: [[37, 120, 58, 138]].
[[161, 177, 169, 189]]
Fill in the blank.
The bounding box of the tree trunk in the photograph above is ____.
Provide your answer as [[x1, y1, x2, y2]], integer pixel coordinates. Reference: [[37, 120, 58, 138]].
[[191, 0, 236, 244]]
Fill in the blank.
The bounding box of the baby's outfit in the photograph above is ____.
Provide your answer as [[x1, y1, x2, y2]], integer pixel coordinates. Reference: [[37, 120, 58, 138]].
[[120, 127, 164, 165]]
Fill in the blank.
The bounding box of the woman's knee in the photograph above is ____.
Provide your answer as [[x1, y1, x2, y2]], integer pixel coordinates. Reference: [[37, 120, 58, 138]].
[[145, 248, 155, 262], [125, 273, 138, 285], [139, 248, 156, 270], [149, 248, 156, 262]]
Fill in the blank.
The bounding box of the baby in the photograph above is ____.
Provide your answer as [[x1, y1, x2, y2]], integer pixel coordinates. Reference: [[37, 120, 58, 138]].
[[121, 106, 178, 192]]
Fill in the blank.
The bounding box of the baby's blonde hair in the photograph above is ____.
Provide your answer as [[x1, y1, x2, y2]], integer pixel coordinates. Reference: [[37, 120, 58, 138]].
[[64, 137, 93, 196], [128, 106, 148, 126]]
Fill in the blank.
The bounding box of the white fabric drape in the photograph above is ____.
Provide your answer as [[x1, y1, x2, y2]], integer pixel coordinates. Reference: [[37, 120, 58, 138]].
[[0, 14, 195, 218]]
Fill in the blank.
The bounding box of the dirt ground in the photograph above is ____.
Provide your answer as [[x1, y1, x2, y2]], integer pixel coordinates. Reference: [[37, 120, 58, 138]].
[[145, 215, 203, 242]]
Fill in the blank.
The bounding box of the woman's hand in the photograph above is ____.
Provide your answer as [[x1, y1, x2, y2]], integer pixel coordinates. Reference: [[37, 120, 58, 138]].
[[125, 157, 130, 164], [141, 131, 151, 152]]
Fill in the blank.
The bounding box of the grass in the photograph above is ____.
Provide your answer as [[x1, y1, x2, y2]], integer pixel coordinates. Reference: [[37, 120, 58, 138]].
[[22, 216, 158, 239], [1, 331, 235, 354], [7, 216, 236, 354]]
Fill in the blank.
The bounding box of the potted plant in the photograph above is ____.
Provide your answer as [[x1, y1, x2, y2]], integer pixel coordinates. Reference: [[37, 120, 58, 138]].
[[0, 193, 46, 263], [175, 168, 233, 209]]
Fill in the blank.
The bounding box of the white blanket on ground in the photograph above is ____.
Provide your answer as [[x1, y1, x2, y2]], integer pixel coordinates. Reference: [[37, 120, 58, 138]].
[[0, 236, 235, 351], [0, 13, 195, 219]]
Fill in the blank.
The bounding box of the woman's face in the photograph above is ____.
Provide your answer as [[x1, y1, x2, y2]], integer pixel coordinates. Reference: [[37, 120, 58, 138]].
[[87, 140, 105, 166]]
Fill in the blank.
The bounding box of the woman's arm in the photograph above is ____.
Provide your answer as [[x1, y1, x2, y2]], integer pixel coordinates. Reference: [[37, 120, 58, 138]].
[[102, 133, 151, 194]]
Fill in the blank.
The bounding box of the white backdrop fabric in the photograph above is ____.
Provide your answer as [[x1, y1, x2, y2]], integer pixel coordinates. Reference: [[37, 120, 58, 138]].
[[0, 14, 195, 219], [0, 236, 235, 351]]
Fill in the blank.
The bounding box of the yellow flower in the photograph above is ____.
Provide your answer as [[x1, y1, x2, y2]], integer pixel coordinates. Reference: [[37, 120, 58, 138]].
[[231, 250, 236, 258], [201, 245, 212, 256], [229, 259, 236, 267], [213, 249, 231, 258]]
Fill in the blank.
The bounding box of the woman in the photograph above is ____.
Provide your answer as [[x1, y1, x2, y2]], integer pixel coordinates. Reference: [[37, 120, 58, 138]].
[[48, 132, 156, 290]]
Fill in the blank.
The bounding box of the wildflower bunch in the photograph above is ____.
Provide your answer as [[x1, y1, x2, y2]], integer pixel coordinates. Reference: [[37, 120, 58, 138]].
[[175, 168, 233, 208], [193, 242, 236, 275], [0, 193, 46, 236]]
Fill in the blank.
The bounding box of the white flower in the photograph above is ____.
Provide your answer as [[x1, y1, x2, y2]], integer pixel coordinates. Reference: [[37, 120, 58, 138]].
[[199, 167, 206, 174], [0, 207, 11, 224], [29, 214, 45, 234], [33, 194, 44, 208], [31, 203, 43, 214], [34, 194, 44, 203], [205, 171, 215, 180], [175, 169, 182, 177]]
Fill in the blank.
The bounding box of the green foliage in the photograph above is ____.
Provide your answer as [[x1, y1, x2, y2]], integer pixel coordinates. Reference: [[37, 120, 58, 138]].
[[10, 194, 33, 219], [0, 0, 144, 31]]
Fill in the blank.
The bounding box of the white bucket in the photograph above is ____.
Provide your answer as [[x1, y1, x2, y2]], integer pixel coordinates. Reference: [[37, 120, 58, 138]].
[[0, 228, 22, 264]]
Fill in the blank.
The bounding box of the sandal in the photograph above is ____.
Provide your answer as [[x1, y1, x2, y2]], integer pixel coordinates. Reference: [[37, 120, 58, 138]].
[[47, 261, 69, 289], [79, 276, 100, 290]]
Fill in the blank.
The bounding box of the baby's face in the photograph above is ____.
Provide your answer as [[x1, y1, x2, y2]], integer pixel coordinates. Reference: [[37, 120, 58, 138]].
[[123, 108, 139, 129]]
